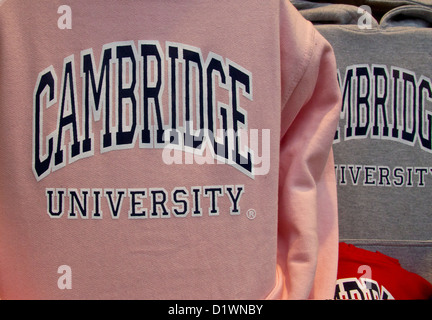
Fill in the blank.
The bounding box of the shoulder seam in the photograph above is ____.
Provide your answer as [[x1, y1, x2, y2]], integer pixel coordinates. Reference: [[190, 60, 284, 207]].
[[281, 25, 317, 107]]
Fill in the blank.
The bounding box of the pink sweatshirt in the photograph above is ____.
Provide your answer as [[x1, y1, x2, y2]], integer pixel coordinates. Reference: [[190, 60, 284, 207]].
[[0, 0, 341, 299]]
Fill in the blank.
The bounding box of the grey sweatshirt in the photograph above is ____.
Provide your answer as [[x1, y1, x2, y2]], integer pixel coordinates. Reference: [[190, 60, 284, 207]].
[[292, 0, 432, 283]]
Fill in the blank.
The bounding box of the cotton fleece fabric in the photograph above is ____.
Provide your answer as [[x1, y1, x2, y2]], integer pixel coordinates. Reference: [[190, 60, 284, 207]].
[[292, 0, 432, 284], [0, 0, 341, 299]]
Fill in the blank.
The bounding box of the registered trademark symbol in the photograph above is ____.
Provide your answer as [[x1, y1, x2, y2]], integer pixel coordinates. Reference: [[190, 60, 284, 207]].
[[246, 209, 256, 220]]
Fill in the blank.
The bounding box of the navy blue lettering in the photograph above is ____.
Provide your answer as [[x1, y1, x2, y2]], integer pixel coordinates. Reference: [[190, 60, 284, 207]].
[[229, 65, 252, 171], [34, 70, 56, 179], [418, 78, 432, 150], [140, 43, 165, 146], [116, 44, 137, 146], [55, 59, 80, 166], [82, 48, 112, 151]]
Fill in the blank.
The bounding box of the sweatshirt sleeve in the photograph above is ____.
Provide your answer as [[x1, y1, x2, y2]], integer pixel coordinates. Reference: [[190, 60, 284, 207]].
[[277, 9, 341, 299]]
